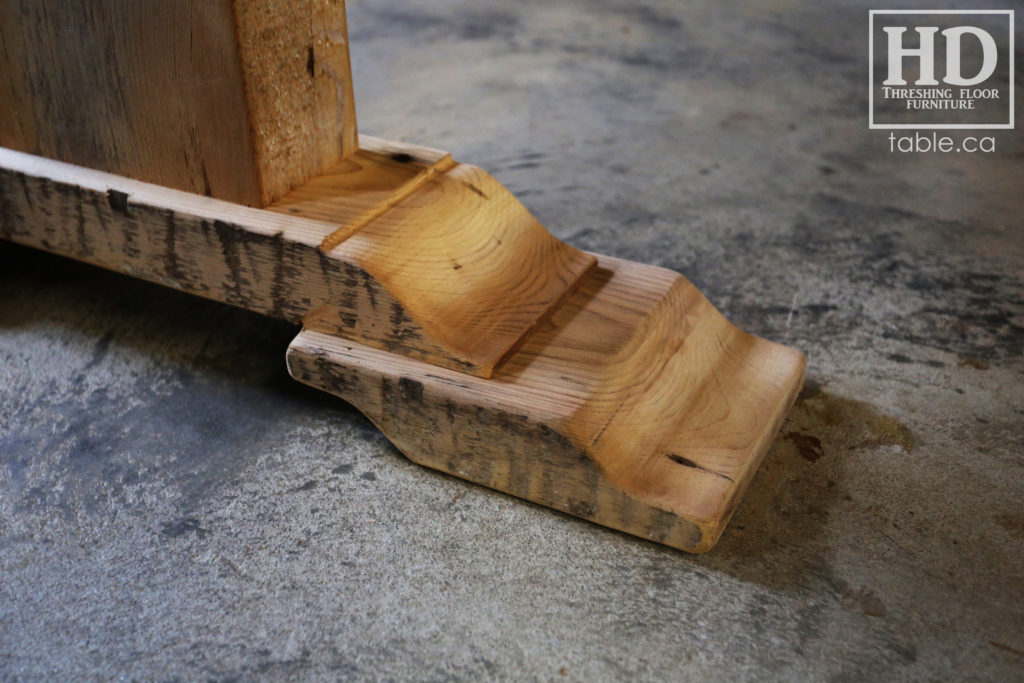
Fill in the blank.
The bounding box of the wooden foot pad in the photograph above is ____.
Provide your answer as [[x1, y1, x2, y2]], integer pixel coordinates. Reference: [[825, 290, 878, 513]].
[[287, 256, 806, 553], [1, 143, 804, 553]]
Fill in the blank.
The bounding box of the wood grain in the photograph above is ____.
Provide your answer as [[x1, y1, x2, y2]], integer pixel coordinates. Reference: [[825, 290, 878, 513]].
[[323, 160, 597, 376], [0, 140, 804, 552], [287, 257, 805, 553], [0, 142, 593, 377], [0, 0, 805, 553], [267, 135, 597, 372], [0, 0, 357, 207], [268, 136, 455, 250], [234, 0, 359, 204]]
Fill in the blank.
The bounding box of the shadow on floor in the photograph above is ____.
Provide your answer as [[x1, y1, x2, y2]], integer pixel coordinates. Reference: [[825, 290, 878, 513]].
[[691, 381, 914, 590], [1, 240, 916, 593], [0, 242, 376, 517]]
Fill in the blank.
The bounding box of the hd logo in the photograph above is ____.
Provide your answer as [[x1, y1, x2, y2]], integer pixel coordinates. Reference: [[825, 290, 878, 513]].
[[869, 10, 1014, 129]]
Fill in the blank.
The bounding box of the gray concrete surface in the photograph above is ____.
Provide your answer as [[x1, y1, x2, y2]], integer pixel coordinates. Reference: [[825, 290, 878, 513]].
[[2, 0, 1022, 680]]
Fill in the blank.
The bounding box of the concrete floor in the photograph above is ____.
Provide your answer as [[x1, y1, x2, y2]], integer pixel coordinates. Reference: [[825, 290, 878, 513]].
[[2, 0, 1022, 679]]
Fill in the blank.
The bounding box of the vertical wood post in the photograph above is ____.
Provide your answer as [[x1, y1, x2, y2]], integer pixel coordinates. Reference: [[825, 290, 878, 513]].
[[0, 0, 358, 207]]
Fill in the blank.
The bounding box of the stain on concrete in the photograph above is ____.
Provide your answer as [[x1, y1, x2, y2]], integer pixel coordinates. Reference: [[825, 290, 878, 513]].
[[160, 518, 209, 539], [887, 353, 944, 368], [783, 389, 915, 455], [866, 415, 915, 453], [785, 432, 824, 462], [288, 480, 319, 493], [989, 641, 1024, 658], [840, 587, 888, 618], [957, 356, 990, 370], [994, 513, 1024, 542], [700, 385, 925, 599]]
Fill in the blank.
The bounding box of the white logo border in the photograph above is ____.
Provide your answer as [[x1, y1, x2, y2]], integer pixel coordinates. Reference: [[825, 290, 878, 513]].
[[868, 9, 1015, 130]]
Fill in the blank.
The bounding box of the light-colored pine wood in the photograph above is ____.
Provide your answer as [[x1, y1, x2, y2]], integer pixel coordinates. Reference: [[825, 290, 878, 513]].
[[311, 159, 598, 377], [0, 142, 595, 377], [268, 136, 455, 250], [0, 0, 357, 207], [0, 0, 804, 552], [0, 138, 804, 552], [234, 0, 359, 204], [287, 258, 805, 553], [269, 136, 598, 375]]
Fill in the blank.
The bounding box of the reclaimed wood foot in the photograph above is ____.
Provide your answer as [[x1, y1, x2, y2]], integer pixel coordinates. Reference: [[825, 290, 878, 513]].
[[287, 256, 805, 553], [0, 0, 805, 553], [0, 136, 806, 552], [0, 136, 804, 552]]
